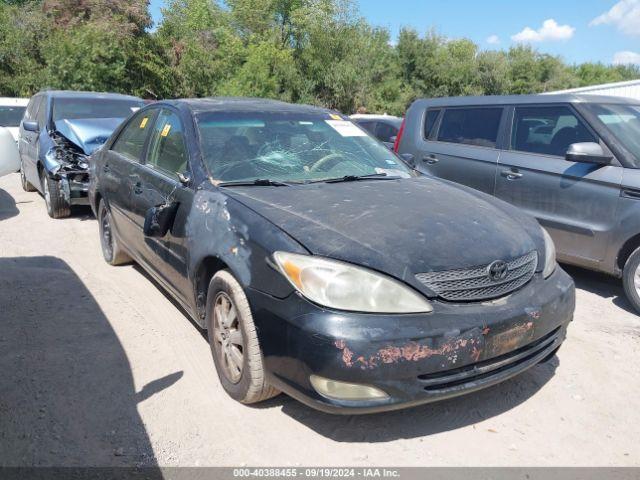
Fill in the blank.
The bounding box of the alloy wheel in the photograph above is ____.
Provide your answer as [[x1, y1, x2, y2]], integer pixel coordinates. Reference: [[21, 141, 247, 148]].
[[634, 263, 640, 298], [42, 173, 50, 209], [212, 292, 244, 384], [101, 207, 114, 260]]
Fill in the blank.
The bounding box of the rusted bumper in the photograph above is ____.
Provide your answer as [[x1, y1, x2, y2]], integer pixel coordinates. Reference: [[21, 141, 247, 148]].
[[249, 267, 575, 414]]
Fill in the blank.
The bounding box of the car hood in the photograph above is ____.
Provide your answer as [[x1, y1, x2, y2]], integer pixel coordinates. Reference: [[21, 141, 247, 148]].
[[53, 117, 125, 155], [223, 177, 544, 286]]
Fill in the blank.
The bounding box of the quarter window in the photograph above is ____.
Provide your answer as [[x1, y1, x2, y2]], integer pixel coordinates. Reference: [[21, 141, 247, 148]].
[[146, 110, 188, 177], [424, 109, 441, 139], [437, 108, 503, 148], [112, 110, 156, 162], [511, 106, 597, 157]]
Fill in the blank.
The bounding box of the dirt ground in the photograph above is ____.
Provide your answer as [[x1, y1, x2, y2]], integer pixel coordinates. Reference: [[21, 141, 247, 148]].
[[1, 172, 639, 467]]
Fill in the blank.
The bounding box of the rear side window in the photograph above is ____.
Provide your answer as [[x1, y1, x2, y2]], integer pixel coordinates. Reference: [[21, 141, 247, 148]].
[[112, 110, 157, 162], [511, 106, 597, 157], [424, 109, 440, 139], [145, 109, 188, 177], [437, 108, 503, 148], [375, 122, 399, 143]]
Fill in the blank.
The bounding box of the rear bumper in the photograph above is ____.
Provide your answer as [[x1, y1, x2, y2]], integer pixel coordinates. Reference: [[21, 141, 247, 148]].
[[248, 267, 575, 414]]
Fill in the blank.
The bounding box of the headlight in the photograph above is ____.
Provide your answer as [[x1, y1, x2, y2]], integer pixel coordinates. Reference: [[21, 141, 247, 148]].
[[541, 228, 557, 278], [273, 252, 433, 313]]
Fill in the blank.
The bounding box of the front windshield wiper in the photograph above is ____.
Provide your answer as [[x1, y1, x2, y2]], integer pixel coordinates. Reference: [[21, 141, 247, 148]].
[[321, 173, 401, 184], [218, 179, 292, 187]]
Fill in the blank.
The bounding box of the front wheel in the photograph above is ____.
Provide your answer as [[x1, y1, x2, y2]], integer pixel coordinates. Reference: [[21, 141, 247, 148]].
[[40, 170, 70, 219], [622, 247, 640, 314], [206, 270, 279, 404]]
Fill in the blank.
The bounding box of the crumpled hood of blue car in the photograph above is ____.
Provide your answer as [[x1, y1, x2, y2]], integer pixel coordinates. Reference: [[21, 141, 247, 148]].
[[53, 117, 125, 154]]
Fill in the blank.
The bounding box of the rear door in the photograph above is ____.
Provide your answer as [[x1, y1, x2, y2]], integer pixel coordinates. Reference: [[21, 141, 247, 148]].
[[128, 107, 193, 300], [101, 108, 158, 255], [495, 104, 623, 265], [415, 106, 505, 195]]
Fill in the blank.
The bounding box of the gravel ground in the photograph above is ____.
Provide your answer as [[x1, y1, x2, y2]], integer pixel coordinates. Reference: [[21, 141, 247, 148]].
[[0, 172, 639, 467]]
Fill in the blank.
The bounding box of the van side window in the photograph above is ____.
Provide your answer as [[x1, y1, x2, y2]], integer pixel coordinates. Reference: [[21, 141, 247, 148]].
[[437, 108, 502, 148], [511, 106, 597, 157], [424, 109, 440, 139]]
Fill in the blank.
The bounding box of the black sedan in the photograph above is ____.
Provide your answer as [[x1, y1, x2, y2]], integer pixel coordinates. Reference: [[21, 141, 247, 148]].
[[89, 98, 575, 414]]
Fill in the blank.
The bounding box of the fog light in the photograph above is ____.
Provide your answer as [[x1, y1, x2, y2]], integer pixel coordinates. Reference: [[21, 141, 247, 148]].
[[310, 375, 389, 401]]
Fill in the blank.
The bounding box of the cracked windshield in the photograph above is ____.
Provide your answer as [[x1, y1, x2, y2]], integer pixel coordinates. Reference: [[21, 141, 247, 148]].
[[197, 113, 412, 183]]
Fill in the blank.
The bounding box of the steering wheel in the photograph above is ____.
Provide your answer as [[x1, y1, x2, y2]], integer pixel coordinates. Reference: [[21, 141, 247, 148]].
[[308, 153, 349, 173]]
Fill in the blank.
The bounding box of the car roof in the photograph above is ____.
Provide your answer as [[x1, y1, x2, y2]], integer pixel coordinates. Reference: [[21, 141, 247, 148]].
[[36, 90, 143, 102], [0, 97, 29, 106], [161, 97, 339, 116], [412, 93, 640, 108]]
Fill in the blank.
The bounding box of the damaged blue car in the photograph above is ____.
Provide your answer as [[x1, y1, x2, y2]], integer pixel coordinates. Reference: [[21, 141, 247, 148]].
[[19, 90, 144, 218]]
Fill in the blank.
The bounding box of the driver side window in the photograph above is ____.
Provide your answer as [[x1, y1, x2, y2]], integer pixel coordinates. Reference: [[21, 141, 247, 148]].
[[511, 106, 597, 157], [145, 109, 189, 178]]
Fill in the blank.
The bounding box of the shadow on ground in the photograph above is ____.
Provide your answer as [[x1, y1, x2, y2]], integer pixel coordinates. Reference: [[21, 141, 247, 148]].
[[0, 188, 19, 221], [0, 256, 170, 472], [562, 264, 634, 314]]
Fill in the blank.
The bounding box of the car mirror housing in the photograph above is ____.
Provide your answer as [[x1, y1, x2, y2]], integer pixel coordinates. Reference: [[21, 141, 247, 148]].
[[22, 120, 39, 133], [565, 142, 612, 165], [143, 202, 179, 238]]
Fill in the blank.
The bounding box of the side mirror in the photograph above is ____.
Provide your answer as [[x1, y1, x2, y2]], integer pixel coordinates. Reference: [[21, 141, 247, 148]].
[[400, 153, 416, 168], [566, 142, 612, 165], [143, 202, 179, 238], [22, 120, 39, 133]]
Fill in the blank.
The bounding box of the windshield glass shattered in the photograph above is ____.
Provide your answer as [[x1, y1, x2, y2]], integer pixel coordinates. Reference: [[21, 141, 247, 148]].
[[586, 103, 640, 168], [195, 112, 412, 183], [52, 98, 142, 122]]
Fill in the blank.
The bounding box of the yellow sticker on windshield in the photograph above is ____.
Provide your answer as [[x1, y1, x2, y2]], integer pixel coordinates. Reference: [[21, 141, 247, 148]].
[[139, 117, 148, 129], [160, 124, 172, 137], [329, 114, 342, 120]]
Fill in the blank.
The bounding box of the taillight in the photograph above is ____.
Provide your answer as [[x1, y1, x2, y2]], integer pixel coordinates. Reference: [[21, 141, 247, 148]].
[[393, 118, 405, 153]]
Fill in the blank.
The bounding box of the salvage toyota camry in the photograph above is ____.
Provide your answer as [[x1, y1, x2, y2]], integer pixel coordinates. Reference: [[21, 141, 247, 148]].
[[89, 98, 575, 414]]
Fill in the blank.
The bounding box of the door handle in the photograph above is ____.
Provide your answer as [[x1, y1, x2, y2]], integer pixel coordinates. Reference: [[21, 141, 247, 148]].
[[501, 169, 523, 180], [133, 181, 143, 195], [423, 154, 439, 165]]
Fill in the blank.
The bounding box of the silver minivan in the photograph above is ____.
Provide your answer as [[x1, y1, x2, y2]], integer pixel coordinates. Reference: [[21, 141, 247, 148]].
[[396, 94, 640, 313]]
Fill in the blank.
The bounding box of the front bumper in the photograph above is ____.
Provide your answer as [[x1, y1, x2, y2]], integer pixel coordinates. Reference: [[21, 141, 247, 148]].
[[57, 171, 90, 206], [248, 267, 575, 414]]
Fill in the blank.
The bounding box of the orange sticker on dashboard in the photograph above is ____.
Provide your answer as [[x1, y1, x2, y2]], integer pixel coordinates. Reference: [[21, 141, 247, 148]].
[[140, 117, 148, 129], [329, 114, 342, 120], [161, 124, 172, 137]]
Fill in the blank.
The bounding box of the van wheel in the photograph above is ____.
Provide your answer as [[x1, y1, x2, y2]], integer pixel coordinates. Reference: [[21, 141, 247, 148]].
[[98, 200, 131, 266], [40, 170, 70, 219], [20, 160, 36, 192], [622, 247, 640, 314], [206, 270, 279, 404]]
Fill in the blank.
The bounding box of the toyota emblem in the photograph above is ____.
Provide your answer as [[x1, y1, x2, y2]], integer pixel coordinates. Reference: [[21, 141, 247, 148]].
[[488, 260, 508, 282]]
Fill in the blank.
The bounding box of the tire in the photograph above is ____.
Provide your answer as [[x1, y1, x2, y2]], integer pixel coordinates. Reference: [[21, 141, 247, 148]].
[[206, 270, 279, 404], [20, 160, 36, 192], [40, 170, 70, 219], [622, 246, 640, 314], [98, 199, 131, 266]]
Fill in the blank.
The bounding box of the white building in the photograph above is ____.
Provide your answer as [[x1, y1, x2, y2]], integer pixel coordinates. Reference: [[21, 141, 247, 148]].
[[545, 79, 640, 101]]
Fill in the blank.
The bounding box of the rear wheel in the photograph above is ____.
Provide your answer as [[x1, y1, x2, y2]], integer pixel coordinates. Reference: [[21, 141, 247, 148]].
[[622, 247, 640, 314], [98, 199, 131, 266], [20, 160, 36, 192], [206, 270, 279, 404], [40, 170, 70, 219]]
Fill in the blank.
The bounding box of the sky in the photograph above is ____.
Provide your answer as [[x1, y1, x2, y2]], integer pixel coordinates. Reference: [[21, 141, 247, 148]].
[[148, 0, 640, 66]]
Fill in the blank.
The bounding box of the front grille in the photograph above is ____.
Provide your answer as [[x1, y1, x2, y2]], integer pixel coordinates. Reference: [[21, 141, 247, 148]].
[[418, 326, 561, 392], [415, 251, 538, 302]]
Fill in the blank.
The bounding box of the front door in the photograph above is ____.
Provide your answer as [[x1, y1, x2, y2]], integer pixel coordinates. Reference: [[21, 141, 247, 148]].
[[129, 108, 193, 301], [495, 104, 623, 267]]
